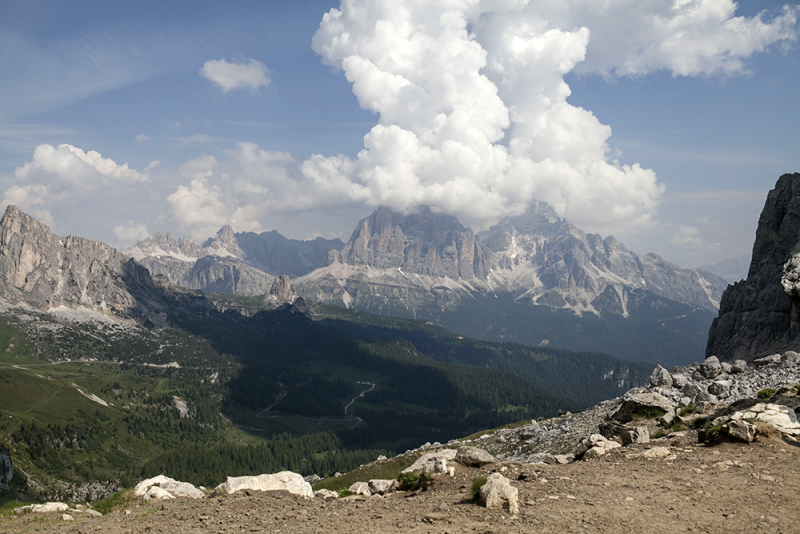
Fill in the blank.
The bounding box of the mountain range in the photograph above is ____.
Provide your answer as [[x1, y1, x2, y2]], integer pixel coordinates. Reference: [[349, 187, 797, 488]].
[[128, 201, 727, 365]]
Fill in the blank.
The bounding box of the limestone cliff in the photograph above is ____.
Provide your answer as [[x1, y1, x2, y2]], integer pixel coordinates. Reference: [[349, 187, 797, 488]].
[[340, 206, 495, 279], [479, 201, 727, 313], [706, 173, 800, 362], [0, 205, 137, 315]]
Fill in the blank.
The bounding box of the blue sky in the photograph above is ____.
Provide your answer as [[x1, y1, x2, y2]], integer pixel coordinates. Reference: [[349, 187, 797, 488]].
[[1, 0, 798, 268]]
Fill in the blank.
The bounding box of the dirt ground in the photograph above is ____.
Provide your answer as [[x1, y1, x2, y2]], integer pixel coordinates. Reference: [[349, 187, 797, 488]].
[[3, 432, 799, 534]]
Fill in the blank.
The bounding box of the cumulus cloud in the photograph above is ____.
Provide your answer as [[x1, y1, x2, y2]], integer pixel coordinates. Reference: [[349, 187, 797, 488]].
[[165, 1, 797, 238], [1, 144, 153, 229], [113, 220, 150, 249], [199, 58, 271, 92], [135, 134, 152, 142]]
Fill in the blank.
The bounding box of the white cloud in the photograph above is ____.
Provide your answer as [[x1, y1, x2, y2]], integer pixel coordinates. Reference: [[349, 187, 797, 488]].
[[1, 144, 151, 230], [161, 1, 798, 239], [199, 58, 271, 92], [670, 224, 703, 246], [113, 221, 150, 249], [135, 134, 152, 142]]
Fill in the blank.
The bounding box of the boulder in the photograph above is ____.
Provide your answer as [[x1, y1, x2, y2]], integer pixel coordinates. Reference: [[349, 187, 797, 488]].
[[642, 447, 671, 459], [577, 434, 621, 459], [348, 481, 371, 496], [731, 360, 748, 374], [682, 383, 702, 398], [519, 421, 541, 439], [726, 420, 757, 443], [214, 471, 313, 498], [753, 354, 782, 368], [478, 473, 519, 515], [671, 374, 688, 388], [708, 381, 731, 397], [783, 351, 800, 363], [649, 365, 673, 388], [401, 449, 457, 474], [455, 446, 495, 467], [702, 356, 722, 379], [368, 479, 397, 495], [134, 475, 204, 499], [730, 403, 800, 435], [620, 426, 650, 446], [24, 502, 69, 514], [143, 486, 175, 501], [611, 390, 675, 423], [695, 391, 718, 403], [314, 489, 339, 499]]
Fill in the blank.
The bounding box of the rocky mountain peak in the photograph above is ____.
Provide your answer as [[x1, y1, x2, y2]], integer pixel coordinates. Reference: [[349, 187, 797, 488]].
[[0, 205, 137, 315], [707, 172, 800, 362], [340, 206, 496, 279]]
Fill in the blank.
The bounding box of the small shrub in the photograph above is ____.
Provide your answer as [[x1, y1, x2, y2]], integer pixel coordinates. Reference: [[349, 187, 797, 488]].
[[337, 490, 354, 498], [678, 403, 696, 416], [700, 420, 726, 444], [757, 388, 777, 400], [630, 407, 667, 419], [92, 489, 131, 515], [470, 476, 487, 501], [396, 471, 431, 492], [652, 429, 665, 439]]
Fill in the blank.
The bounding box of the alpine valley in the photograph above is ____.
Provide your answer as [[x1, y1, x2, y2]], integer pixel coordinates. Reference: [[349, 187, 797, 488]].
[[0, 203, 656, 502]]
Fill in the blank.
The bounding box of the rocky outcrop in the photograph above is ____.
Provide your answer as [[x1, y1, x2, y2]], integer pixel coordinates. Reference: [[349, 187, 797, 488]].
[[270, 274, 295, 300], [707, 173, 800, 362], [0, 205, 137, 315], [340, 206, 495, 279], [0, 444, 12, 491]]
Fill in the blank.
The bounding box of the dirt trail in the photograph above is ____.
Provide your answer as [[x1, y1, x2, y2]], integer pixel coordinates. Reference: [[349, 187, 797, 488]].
[[3, 434, 799, 534]]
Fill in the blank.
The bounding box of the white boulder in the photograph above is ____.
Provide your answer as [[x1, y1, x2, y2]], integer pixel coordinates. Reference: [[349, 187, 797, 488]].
[[214, 471, 313, 498]]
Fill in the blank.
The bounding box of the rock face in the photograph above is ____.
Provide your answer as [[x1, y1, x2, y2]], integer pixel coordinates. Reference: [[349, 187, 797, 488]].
[[0, 444, 12, 491], [478, 201, 726, 313], [270, 275, 295, 300], [297, 203, 725, 320], [707, 173, 800, 362], [0, 205, 137, 315], [340, 206, 495, 279], [128, 227, 343, 294]]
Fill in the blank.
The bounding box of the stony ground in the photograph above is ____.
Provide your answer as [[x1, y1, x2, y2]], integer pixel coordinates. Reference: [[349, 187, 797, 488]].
[[3, 430, 798, 534]]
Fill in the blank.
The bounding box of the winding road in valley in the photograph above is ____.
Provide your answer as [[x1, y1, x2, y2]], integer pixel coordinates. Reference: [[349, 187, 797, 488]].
[[249, 381, 377, 431]]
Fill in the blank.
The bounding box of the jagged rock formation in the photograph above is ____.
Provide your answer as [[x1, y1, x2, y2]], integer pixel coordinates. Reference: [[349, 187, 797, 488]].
[[707, 173, 800, 362], [297, 203, 726, 320], [0, 205, 137, 315], [270, 274, 295, 300], [479, 201, 727, 314], [340, 206, 495, 279], [128, 227, 343, 294], [0, 205, 220, 326]]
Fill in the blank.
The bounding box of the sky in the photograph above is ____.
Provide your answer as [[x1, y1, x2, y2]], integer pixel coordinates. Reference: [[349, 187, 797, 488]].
[[0, 0, 798, 269]]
